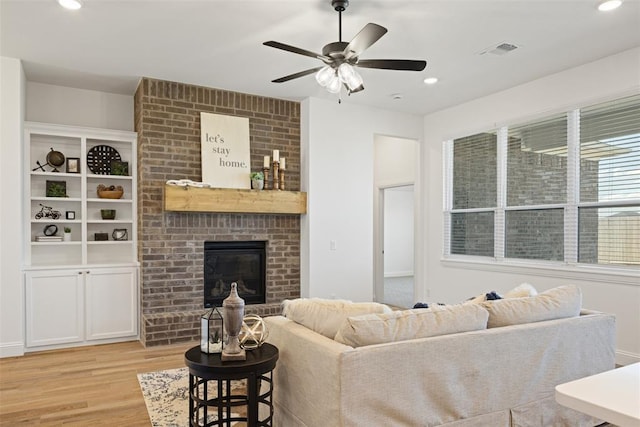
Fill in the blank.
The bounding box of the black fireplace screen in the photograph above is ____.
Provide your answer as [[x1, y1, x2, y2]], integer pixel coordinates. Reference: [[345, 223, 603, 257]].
[[204, 241, 266, 307]]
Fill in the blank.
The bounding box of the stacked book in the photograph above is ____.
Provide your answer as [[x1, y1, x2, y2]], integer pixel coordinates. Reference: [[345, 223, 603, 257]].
[[35, 235, 63, 242]]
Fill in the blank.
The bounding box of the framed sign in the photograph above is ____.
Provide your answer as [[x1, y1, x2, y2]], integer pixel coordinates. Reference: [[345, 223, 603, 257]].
[[200, 112, 250, 189]]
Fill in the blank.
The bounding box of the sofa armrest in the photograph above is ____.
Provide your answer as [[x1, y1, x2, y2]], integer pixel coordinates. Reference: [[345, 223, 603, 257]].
[[264, 316, 354, 427]]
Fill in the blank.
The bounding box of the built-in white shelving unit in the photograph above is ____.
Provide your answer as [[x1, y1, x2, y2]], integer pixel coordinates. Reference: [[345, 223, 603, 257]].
[[23, 122, 139, 351]]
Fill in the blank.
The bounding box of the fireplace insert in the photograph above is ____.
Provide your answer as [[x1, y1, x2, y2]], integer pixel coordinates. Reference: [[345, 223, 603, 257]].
[[204, 241, 266, 307]]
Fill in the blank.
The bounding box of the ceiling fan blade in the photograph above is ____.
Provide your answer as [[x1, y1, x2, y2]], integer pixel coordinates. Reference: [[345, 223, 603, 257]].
[[356, 59, 427, 71], [343, 23, 388, 60], [263, 41, 329, 61], [272, 67, 324, 83]]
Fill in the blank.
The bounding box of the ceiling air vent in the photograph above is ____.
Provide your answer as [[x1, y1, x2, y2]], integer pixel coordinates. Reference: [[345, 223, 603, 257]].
[[479, 42, 519, 56]]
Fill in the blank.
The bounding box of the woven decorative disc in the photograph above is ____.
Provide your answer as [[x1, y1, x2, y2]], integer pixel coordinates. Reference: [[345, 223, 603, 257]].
[[86, 145, 121, 174]]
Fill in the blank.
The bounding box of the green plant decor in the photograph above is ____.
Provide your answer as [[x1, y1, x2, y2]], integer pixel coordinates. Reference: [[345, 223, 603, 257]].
[[110, 161, 129, 176], [46, 180, 67, 197], [250, 171, 264, 181], [64, 227, 71, 233]]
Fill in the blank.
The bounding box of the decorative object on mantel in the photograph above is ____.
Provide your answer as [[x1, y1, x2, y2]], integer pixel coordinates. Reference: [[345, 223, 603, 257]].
[[239, 314, 269, 350], [221, 282, 246, 361], [272, 150, 280, 190], [166, 179, 212, 188], [96, 184, 124, 199], [279, 157, 286, 190], [263, 155, 271, 190], [63, 227, 71, 242], [250, 171, 264, 190], [200, 112, 251, 189], [94, 232, 108, 241], [201, 306, 224, 354]]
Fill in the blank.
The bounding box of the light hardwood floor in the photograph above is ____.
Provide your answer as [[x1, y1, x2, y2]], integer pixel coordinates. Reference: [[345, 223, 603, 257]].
[[0, 340, 194, 426]]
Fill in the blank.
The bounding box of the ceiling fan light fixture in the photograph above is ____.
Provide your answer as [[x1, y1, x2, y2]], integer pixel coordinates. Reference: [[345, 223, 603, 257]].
[[338, 63, 363, 91], [326, 75, 342, 94], [57, 0, 83, 10], [315, 66, 335, 87], [597, 0, 622, 11]]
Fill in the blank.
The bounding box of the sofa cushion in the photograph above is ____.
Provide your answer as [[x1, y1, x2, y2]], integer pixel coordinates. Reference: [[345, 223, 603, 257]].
[[334, 303, 489, 347], [481, 285, 581, 328], [281, 298, 392, 339]]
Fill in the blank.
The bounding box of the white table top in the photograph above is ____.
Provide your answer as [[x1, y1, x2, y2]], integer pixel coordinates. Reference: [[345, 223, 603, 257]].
[[555, 363, 640, 427]]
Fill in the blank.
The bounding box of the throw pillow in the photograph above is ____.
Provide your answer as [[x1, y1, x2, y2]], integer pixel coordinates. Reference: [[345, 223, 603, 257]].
[[503, 283, 537, 299], [333, 303, 489, 347], [481, 284, 581, 328], [281, 298, 392, 339]]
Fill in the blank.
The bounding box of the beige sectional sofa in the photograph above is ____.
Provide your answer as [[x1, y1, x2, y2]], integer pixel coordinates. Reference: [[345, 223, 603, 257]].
[[264, 286, 616, 427]]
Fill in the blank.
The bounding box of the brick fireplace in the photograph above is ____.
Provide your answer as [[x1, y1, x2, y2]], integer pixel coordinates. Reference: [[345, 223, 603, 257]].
[[134, 78, 301, 346]]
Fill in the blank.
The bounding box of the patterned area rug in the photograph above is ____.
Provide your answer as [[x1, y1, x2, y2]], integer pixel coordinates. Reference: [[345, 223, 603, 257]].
[[137, 367, 246, 427]]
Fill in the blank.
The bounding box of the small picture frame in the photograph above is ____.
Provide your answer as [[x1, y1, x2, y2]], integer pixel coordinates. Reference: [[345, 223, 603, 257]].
[[66, 211, 76, 220], [66, 157, 80, 174], [46, 180, 67, 197], [110, 160, 129, 176]]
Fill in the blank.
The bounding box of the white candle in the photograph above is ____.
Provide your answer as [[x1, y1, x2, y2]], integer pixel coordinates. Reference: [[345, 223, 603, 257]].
[[263, 155, 270, 168], [273, 150, 280, 162], [280, 158, 286, 170]]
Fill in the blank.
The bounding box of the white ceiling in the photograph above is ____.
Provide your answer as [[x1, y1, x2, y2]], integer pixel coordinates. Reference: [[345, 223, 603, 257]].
[[1, 0, 639, 115]]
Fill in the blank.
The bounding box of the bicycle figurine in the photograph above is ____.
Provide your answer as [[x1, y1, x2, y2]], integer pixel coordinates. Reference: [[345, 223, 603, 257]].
[[35, 204, 61, 220]]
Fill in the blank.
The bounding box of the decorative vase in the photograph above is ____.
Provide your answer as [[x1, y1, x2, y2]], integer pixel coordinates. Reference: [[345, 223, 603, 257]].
[[252, 179, 264, 190], [64, 232, 71, 242], [221, 282, 246, 361]]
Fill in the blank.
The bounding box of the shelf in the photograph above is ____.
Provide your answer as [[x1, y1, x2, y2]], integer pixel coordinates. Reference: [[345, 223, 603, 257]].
[[164, 184, 307, 214]]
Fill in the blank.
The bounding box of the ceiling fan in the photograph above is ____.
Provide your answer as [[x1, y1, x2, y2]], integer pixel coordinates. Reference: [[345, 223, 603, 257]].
[[263, 0, 427, 95]]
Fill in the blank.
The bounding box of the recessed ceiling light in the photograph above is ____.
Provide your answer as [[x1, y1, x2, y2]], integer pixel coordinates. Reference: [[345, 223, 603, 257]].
[[597, 0, 622, 11], [423, 77, 438, 85], [58, 0, 82, 10], [391, 93, 403, 100]]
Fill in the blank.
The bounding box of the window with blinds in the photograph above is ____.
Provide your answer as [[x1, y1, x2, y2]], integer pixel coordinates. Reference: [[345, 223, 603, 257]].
[[444, 93, 640, 268], [578, 95, 640, 266], [450, 133, 497, 257]]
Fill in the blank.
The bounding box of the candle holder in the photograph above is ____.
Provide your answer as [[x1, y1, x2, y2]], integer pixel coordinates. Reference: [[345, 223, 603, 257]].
[[263, 167, 270, 190], [272, 161, 280, 191], [279, 168, 285, 190], [200, 307, 224, 354]]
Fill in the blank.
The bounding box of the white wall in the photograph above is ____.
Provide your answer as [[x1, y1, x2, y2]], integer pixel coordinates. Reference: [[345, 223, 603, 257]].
[[26, 82, 134, 131], [422, 47, 640, 365], [301, 98, 423, 301], [0, 57, 26, 357]]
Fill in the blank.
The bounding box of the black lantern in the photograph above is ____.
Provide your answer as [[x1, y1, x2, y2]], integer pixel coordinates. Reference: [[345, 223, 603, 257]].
[[200, 307, 224, 354]]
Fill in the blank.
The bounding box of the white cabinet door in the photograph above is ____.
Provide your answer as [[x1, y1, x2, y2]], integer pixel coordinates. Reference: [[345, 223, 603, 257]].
[[85, 267, 138, 340], [25, 269, 84, 347]]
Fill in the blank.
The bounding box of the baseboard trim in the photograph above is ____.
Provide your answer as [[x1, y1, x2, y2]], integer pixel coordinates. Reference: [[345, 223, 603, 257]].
[[615, 350, 639, 366], [0, 341, 24, 358]]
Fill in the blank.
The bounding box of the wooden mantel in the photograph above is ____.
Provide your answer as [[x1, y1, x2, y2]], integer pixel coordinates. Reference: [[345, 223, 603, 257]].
[[163, 184, 307, 214]]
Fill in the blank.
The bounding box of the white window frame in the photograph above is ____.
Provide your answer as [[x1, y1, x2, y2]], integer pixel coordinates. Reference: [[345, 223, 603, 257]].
[[443, 104, 640, 285]]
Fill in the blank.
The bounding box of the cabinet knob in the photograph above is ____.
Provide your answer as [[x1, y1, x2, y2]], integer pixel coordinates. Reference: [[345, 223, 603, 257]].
[[86, 271, 90, 274]]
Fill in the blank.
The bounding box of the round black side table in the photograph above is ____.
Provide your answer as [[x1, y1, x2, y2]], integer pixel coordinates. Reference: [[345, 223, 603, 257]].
[[184, 343, 279, 427]]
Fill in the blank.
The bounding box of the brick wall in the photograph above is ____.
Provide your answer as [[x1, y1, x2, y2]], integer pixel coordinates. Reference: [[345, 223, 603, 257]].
[[134, 78, 301, 346]]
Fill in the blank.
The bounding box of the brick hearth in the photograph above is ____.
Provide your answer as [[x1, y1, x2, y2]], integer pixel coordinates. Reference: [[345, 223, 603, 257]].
[[134, 78, 301, 346]]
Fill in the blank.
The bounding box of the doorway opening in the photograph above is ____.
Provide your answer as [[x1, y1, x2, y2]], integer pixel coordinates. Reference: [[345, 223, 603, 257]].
[[380, 185, 415, 307]]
